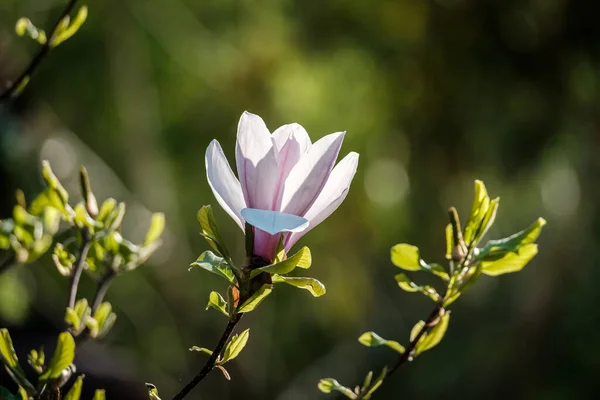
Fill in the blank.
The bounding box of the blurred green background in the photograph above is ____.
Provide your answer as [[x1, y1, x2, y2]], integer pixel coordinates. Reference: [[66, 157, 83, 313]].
[[1, 0, 599, 398]]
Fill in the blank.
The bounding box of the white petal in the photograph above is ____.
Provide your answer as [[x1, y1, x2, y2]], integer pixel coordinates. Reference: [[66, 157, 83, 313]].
[[205, 140, 247, 229], [280, 131, 345, 216], [270, 123, 312, 210], [235, 111, 279, 210], [285, 152, 359, 249]]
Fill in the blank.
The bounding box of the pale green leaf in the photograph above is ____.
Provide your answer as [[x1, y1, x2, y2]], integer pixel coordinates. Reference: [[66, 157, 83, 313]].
[[417, 311, 451, 354], [363, 366, 388, 398], [250, 246, 311, 278], [144, 213, 165, 246], [64, 375, 84, 400], [0, 329, 20, 369], [197, 206, 230, 259], [206, 292, 229, 317], [317, 379, 357, 399], [463, 180, 490, 246], [394, 273, 439, 301], [481, 244, 539, 276], [358, 332, 404, 354], [271, 275, 326, 297], [190, 251, 234, 283], [220, 329, 250, 364], [390, 244, 421, 271], [93, 389, 106, 400], [145, 383, 161, 400], [39, 332, 75, 381], [237, 284, 272, 312], [189, 347, 213, 355]]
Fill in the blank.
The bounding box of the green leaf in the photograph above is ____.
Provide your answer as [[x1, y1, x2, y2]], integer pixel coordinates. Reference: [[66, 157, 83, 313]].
[[65, 308, 81, 331], [410, 320, 426, 342], [363, 366, 388, 398], [271, 275, 326, 297], [420, 263, 449, 281], [96, 198, 117, 223], [358, 332, 404, 354], [197, 206, 230, 259], [0, 329, 20, 369], [478, 218, 546, 257], [144, 213, 165, 246], [394, 273, 439, 301], [41, 161, 69, 205], [220, 328, 250, 364], [481, 244, 539, 276], [145, 383, 161, 400], [73, 204, 101, 231], [93, 302, 117, 338], [64, 375, 84, 400], [27, 346, 45, 374], [250, 246, 311, 278], [50, 6, 88, 47], [317, 378, 357, 399], [237, 284, 272, 313], [206, 292, 229, 317], [189, 347, 213, 355], [417, 311, 451, 354], [93, 389, 106, 400], [390, 244, 421, 271], [39, 332, 75, 382], [189, 251, 235, 283]]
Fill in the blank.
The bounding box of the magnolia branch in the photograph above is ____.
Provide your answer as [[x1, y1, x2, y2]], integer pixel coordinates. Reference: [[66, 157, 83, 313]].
[[0, 0, 79, 103], [171, 313, 243, 400], [91, 270, 116, 312], [66, 229, 90, 310]]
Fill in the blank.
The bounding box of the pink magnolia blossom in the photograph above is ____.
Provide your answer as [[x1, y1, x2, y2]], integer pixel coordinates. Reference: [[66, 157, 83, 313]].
[[206, 111, 359, 261]]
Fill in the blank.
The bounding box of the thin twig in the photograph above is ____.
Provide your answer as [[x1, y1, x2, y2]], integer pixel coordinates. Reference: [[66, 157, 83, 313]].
[[172, 313, 243, 400], [0, 0, 79, 103], [0, 252, 16, 275], [91, 270, 116, 312], [67, 229, 90, 310]]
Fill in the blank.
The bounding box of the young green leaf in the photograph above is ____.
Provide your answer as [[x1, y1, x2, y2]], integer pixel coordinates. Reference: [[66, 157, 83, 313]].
[[463, 180, 491, 247], [271, 275, 326, 297], [250, 246, 311, 278], [394, 273, 440, 302], [358, 332, 405, 354], [50, 6, 88, 47], [414, 311, 451, 355], [189, 347, 213, 356], [0, 329, 20, 369], [190, 251, 235, 283], [39, 332, 75, 381], [63, 375, 84, 400], [390, 244, 421, 271], [220, 329, 250, 364], [27, 346, 45, 374], [445, 223, 454, 260], [481, 244, 539, 276], [363, 366, 388, 398], [317, 378, 357, 399], [478, 218, 546, 258], [93, 389, 106, 400], [144, 213, 165, 246], [146, 383, 161, 400], [198, 206, 231, 260], [206, 292, 229, 317], [237, 284, 273, 312]]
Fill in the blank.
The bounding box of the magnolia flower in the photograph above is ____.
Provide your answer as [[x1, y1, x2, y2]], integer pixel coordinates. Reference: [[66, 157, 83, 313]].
[[206, 111, 359, 261]]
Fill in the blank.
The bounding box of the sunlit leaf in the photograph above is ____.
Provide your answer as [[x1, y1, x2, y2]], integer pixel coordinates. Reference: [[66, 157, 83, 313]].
[[51, 6, 88, 47], [206, 291, 229, 317], [271, 275, 326, 297], [390, 244, 421, 271], [144, 213, 165, 246], [363, 366, 387, 398], [481, 244, 539, 276], [416, 311, 451, 354], [39, 332, 75, 381], [197, 206, 230, 259], [394, 273, 439, 301], [145, 383, 161, 400], [250, 246, 311, 278], [463, 180, 491, 247], [27, 346, 45, 374], [358, 332, 404, 354], [220, 329, 249, 364], [64, 375, 84, 400], [237, 284, 272, 312], [0, 329, 20, 369], [190, 251, 235, 283], [318, 378, 357, 399], [93, 389, 106, 400], [189, 347, 213, 356]]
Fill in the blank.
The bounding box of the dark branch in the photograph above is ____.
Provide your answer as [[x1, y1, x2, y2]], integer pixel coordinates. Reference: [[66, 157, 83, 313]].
[[171, 313, 243, 400], [0, 0, 79, 103]]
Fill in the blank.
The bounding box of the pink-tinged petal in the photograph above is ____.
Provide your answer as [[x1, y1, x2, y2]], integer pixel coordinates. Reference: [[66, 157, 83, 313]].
[[285, 152, 359, 250], [235, 111, 279, 210], [280, 131, 346, 216], [253, 229, 280, 261], [270, 123, 311, 209], [205, 140, 247, 229]]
